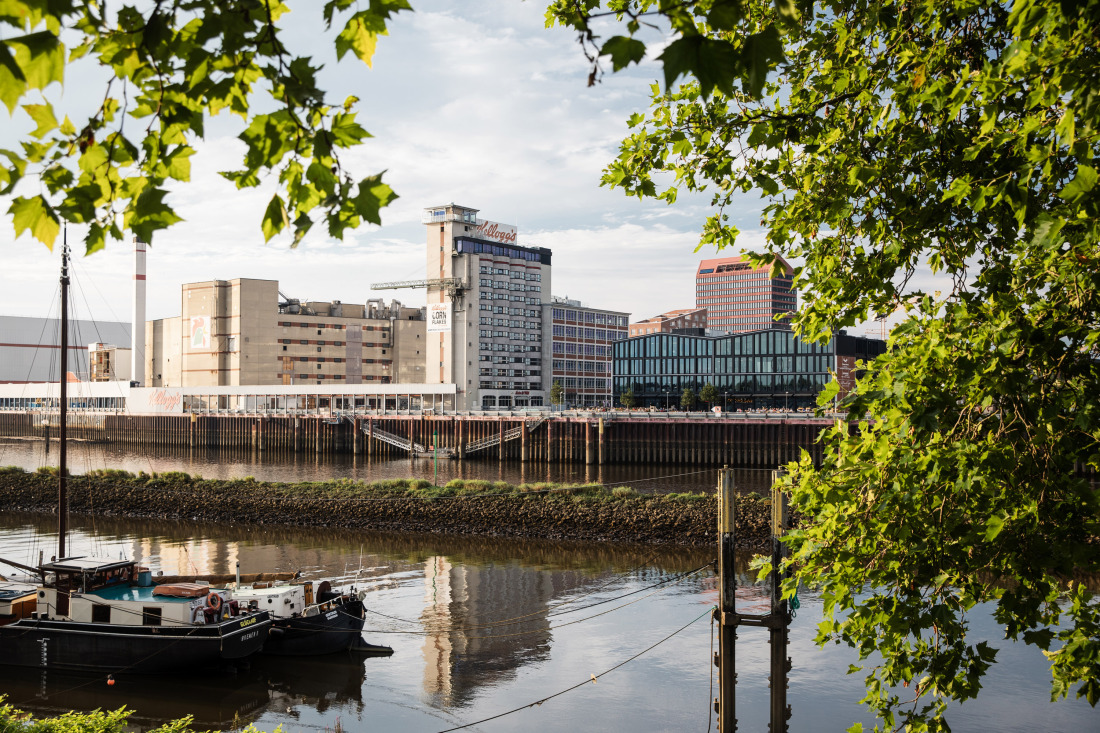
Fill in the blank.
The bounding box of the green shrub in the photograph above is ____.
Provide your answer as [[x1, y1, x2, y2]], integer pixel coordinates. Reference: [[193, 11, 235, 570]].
[[0, 466, 25, 475], [611, 486, 636, 498], [85, 468, 135, 479], [35, 466, 67, 476]]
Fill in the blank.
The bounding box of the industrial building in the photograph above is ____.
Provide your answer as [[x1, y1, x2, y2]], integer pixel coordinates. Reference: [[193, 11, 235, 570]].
[[0, 315, 132, 384], [696, 255, 797, 334], [613, 329, 886, 410], [145, 279, 425, 387]]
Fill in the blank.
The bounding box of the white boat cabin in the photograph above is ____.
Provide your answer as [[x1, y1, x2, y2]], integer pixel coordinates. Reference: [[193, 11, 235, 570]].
[[233, 580, 335, 619], [36, 556, 234, 626]]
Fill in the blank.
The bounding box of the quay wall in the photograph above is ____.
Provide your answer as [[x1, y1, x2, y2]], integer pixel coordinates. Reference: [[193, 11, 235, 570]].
[[0, 472, 778, 549], [0, 413, 831, 468]]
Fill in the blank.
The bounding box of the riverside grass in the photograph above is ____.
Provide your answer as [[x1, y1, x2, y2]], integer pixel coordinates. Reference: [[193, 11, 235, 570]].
[[3, 467, 710, 503], [0, 467, 760, 547]]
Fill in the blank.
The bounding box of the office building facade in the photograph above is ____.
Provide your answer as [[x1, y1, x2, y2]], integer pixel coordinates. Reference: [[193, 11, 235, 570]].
[[544, 297, 629, 408], [696, 255, 796, 334], [613, 329, 886, 410]]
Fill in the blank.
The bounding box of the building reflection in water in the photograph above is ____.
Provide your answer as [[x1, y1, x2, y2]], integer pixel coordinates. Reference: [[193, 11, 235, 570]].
[[420, 556, 591, 709]]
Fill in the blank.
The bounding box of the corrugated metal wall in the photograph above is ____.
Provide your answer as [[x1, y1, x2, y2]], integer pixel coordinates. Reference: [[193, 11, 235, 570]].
[[0, 316, 131, 383]]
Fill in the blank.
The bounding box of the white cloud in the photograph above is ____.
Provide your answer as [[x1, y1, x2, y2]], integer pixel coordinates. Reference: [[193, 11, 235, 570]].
[[0, 0, 755, 329]]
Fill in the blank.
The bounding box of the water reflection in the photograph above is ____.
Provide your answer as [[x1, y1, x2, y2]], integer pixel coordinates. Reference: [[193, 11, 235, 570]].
[[0, 438, 777, 494], [0, 511, 1095, 733], [0, 655, 375, 732]]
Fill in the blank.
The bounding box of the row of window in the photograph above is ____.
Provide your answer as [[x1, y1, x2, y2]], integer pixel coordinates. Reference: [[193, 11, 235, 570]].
[[616, 355, 831, 376], [479, 292, 541, 304], [0, 397, 126, 410], [278, 322, 390, 331], [479, 368, 542, 377], [479, 380, 542, 390], [551, 326, 629, 341], [614, 374, 831, 393], [550, 308, 628, 326], [617, 331, 832, 358], [551, 360, 611, 374], [478, 355, 542, 365], [455, 238, 550, 263], [479, 313, 539, 324], [478, 265, 542, 281], [477, 278, 542, 292], [480, 343, 540, 353], [553, 378, 609, 389], [478, 330, 541, 341]]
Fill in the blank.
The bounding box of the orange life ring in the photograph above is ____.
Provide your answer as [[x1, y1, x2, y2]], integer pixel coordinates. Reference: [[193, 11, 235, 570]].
[[205, 593, 223, 612]]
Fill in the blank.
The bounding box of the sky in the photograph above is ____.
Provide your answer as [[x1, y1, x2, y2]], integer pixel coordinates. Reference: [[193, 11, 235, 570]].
[[0, 1, 892, 336]]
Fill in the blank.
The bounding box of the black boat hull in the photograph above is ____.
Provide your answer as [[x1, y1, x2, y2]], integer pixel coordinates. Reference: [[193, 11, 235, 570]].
[[0, 612, 271, 674], [261, 599, 367, 656]]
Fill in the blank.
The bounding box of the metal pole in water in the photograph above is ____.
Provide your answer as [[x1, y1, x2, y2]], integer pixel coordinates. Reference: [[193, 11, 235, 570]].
[[58, 234, 69, 559]]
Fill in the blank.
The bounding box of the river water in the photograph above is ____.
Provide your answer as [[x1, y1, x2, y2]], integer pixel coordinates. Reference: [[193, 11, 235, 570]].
[[0, 438, 779, 494], [0, 511, 1094, 732]]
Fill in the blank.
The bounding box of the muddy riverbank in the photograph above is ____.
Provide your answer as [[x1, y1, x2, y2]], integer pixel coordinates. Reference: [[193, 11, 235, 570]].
[[0, 469, 778, 549]]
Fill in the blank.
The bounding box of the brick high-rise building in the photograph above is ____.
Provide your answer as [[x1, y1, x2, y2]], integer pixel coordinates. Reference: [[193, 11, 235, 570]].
[[695, 255, 796, 334]]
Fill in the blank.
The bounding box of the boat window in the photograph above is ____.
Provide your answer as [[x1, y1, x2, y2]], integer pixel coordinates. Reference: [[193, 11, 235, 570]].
[[142, 607, 163, 626], [92, 604, 111, 623]]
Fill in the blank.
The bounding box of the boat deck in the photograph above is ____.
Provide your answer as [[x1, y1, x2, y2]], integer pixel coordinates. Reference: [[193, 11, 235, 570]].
[[86, 584, 194, 603]]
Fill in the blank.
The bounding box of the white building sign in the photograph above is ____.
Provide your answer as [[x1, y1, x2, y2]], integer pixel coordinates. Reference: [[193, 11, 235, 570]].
[[427, 303, 451, 333], [129, 387, 184, 414], [474, 220, 518, 244]]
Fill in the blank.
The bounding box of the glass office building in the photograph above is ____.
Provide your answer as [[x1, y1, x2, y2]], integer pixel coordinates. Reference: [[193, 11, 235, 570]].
[[612, 330, 886, 410]]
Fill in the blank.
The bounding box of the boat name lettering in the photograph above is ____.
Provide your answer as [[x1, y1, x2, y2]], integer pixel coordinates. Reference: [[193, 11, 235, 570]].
[[239, 617, 257, 628], [326, 610, 338, 620], [241, 631, 259, 641]]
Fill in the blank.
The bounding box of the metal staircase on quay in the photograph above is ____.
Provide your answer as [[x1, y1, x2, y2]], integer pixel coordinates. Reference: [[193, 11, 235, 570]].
[[463, 417, 547, 455]]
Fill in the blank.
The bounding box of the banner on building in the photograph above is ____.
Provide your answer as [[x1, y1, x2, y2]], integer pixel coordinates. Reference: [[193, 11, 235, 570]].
[[836, 355, 857, 397], [427, 303, 451, 333], [190, 316, 210, 349], [474, 219, 518, 244]]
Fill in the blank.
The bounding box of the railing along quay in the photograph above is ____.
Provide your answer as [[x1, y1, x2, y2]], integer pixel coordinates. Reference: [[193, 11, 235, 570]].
[[0, 411, 839, 467]]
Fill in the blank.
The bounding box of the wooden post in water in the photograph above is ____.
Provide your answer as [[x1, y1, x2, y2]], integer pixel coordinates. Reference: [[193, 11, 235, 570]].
[[716, 466, 736, 733], [585, 421, 594, 465], [520, 419, 527, 463], [598, 417, 605, 465], [769, 467, 791, 733]]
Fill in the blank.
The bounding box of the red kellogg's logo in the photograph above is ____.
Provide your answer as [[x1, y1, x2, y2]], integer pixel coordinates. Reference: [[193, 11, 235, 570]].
[[150, 389, 182, 411], [475, 221, 517, 244]]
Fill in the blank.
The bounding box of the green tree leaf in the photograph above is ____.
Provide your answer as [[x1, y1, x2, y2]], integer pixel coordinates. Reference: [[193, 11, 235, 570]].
[[600, 36, 646, 72], [9, 194, 59, 248]]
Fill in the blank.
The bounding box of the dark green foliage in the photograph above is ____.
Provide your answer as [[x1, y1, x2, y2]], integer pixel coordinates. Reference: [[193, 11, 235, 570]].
[[547, 0, 1100, 727]]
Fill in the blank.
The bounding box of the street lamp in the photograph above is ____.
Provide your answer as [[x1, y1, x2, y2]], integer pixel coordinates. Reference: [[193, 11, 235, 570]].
[[785, 391, 790, 412], [664, 389, 669, 411], [723, 391, 728, 413]]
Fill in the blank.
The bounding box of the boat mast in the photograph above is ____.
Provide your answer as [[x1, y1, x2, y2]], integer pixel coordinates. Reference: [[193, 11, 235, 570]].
[[58, 230, 69, 558]]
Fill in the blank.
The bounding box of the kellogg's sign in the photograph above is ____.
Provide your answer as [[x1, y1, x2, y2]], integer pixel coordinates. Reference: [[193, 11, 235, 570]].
[[474, 220, 517, 244], [130, 387, 184, 414]]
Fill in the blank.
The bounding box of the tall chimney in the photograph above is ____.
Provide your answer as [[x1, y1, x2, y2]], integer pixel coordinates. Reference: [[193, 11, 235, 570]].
[[132, 236, 146, 386]]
